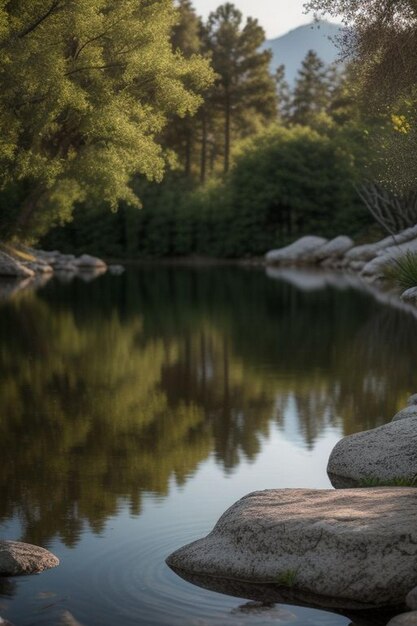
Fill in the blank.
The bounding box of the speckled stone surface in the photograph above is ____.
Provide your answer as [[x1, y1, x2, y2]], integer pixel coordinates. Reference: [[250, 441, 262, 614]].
[[166, 488, 417, 607], [0, 541, 59, 576], [327, 419, 417, 484]]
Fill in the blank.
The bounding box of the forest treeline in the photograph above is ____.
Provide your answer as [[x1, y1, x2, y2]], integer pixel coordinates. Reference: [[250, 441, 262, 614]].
[[1, 0, 416, 257]]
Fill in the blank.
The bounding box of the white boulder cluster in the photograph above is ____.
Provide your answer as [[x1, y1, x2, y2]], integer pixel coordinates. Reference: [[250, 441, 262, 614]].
[[0, 246, 124, 279], [167, 392, 417, 621], [265, 226, 417, 285]]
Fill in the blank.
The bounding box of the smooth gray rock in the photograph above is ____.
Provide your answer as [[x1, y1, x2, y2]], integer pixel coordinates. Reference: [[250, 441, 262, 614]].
[[346, 226, 417, 263], [265, 236, 328, 266], [402, 288, 417, 302], [167, 488, 417, 607], [75, 254, 107, 269], [0, 540, 59, 576], [362, 238, 417, 278], [407, 588, 417, 610], [348, 260, 366, 272], [0, 617, 14, 625], [24, 261, 54, 274], [0, 251, 34, 278], [409, 394, 417, 406], [314, 236, 354, 262], [345, 240, 393, 263], [328, 419, 417, 485], [387, 612, 417, 626], [392, 407, 417, 422]]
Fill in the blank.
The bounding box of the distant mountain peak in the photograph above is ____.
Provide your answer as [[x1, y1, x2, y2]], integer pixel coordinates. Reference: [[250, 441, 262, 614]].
[[264, 20, 342, 85]]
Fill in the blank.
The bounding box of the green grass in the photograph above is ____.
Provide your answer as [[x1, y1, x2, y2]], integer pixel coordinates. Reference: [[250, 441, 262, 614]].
[[359, 476, 417, 487], [276, 569, 299, 587], [384, 251, 417, 290]]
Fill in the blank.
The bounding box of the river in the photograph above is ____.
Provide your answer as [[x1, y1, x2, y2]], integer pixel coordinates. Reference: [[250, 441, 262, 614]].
[[1, 265, 415, 626]]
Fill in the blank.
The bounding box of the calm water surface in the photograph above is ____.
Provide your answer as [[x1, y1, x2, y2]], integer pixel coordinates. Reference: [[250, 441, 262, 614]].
[[1, 266, 416, 626]]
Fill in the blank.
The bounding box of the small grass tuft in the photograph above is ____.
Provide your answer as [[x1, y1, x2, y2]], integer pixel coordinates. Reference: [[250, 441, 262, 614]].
[[276, 569, 298, 588], [384, 251, 417, 290]]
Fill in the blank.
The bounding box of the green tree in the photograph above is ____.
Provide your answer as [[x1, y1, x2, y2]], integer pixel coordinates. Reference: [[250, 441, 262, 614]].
[[304, 0, 417, 105], [291, 50, 330, 126], [166, 0, 206, 176], [304, 0, 417, 193], [0, 0, 214, 241], [204, 3, 277, 173], [275, 64, 291, 123]]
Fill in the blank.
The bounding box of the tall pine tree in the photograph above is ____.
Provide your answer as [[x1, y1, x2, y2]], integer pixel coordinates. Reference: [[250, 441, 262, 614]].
[[204, 3, 277, 173], [166, 0, 206, 177], [291, 50, 330, 126]]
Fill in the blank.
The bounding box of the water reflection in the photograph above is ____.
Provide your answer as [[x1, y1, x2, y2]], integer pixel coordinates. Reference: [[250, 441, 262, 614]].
[[1, 267, 417, 551]]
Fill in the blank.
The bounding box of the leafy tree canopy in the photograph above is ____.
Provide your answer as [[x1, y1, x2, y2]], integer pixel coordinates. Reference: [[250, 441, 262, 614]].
[[0, 0, 214, 240], [304, 0, 417, 104]]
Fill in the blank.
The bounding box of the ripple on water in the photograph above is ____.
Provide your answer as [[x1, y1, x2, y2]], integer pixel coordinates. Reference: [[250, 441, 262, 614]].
[[57, 519, 351, 626]]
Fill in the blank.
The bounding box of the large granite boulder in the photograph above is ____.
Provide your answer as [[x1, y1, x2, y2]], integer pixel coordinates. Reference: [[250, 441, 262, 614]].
[[167, 488, 417, 608], [74, 254, 107, 270], [265, 236, 328, 266], [313, 236, 354, 262], [0, 541, 59, 576], [0, 251, 34, 278], [328, 419, 417, 487], [346, 226, 417, 264], [362, 238, 417, 278]]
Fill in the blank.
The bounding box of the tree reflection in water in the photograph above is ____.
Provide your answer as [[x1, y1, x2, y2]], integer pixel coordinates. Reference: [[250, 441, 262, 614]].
[[0, 266, 416, 548]]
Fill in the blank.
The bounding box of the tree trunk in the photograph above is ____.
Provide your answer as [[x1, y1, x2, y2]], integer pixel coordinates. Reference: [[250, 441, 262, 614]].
[[15, 187, 45, 240], [200, 112, 207, 184], [185, 126, 192, 178], [224, 91, 231, 174]]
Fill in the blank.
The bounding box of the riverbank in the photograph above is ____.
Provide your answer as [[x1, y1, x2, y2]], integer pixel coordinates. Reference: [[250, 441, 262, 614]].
[[264, 229, 417, 305]]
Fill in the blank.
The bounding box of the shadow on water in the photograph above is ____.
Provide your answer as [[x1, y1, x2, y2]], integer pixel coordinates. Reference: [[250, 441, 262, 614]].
[[167, 566, 401, 626]]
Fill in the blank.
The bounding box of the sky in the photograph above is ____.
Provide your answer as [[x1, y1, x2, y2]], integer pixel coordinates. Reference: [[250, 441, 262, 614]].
[[192, 0, 336, 40]]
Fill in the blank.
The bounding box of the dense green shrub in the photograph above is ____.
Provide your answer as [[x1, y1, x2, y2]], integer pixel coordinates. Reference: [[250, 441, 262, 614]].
[[42, 124, 371, 258]]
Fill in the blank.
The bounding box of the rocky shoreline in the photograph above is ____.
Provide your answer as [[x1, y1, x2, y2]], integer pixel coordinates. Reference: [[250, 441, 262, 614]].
[[0, 245, 125, 301], [0, 245, 124, 280], [264, 228, 417, 305]]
